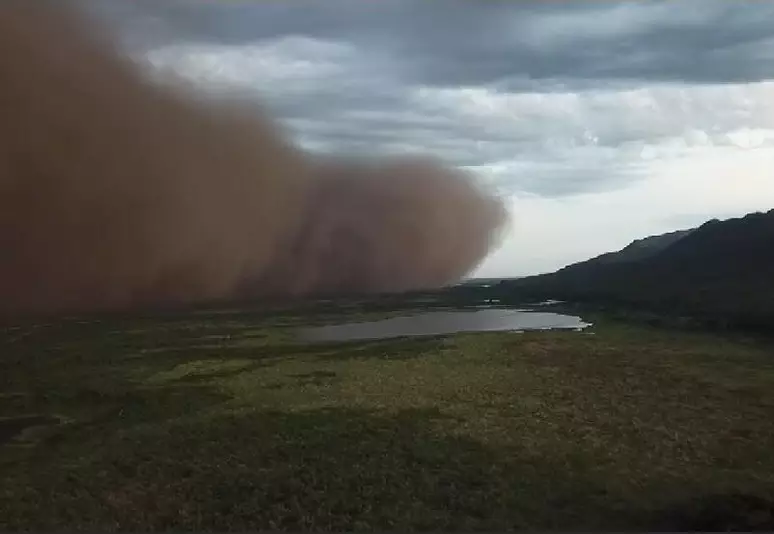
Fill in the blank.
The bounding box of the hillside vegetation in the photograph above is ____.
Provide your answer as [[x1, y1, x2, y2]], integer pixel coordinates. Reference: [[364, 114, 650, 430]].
[[507, 210, 774, 331]]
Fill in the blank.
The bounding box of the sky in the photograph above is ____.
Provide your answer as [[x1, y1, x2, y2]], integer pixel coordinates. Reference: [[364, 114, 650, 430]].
[[86, 0, 774, 279]]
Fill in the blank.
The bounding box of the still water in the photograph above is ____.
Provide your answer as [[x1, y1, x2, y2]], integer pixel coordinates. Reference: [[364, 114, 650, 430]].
[[299, 308, 591, 342]]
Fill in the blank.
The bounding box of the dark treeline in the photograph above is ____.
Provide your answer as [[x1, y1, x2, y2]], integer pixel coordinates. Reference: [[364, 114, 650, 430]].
[[485, 209, 774, 334]]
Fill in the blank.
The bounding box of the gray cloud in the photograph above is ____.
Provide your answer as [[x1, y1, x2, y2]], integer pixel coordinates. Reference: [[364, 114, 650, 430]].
[[91, 0, 774, 85], [80, 0, 774, 200]]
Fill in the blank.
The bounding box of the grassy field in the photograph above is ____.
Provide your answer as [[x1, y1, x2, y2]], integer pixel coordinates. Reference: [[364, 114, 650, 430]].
[[1, 304, 774, 530]]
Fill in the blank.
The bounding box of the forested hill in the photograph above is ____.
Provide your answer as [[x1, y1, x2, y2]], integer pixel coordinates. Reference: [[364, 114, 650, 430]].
[[507, 209, 774, 329]]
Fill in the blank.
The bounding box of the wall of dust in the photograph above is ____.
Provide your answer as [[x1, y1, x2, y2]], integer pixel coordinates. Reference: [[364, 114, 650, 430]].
[[0, 1, 508, 316]]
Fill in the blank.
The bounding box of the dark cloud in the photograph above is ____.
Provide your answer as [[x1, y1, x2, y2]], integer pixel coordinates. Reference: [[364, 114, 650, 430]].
[[90, 0, 774, 85], [79, 0, 774, 201]]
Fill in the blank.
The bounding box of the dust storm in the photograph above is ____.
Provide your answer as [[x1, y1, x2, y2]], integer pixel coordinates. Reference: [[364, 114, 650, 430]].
[[0, 1, 508, 316]]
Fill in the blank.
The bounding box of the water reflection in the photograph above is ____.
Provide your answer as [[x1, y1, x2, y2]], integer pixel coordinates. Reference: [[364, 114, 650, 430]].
[[299, 308, 591, 342]]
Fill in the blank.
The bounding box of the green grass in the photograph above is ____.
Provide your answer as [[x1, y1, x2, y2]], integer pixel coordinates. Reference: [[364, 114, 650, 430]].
[[1, 307, 774, 530]]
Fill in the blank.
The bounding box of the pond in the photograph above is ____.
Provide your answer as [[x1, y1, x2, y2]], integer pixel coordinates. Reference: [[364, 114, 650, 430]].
[[298, 308, 592, 342]]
